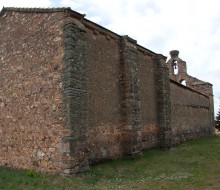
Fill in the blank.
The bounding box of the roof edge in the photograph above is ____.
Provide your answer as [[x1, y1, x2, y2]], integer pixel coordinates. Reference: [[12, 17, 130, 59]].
[[170, 79, 209, 98], [0, 7, 85, 18], [1, 7, 71, 13], [0, 7, 160, 57]]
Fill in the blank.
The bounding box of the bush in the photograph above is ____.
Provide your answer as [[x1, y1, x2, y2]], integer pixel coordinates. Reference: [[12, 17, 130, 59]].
[[215, 108, 220, 130]]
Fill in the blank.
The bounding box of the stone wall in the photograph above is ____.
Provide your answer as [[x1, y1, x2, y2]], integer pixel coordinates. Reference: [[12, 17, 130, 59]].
[[85, 25, 122, 163], [0, 8, 68, 173], [155, 55, 172, 148], [139, 52, 158, 150], [0, 7, 214, 174], [167, 50, 215, 140], [62, 19, 89, 174], [170, 80, 212, 144]]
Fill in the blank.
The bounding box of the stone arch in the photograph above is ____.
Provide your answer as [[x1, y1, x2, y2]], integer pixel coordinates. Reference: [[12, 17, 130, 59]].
[[173, 60, 178, 75]]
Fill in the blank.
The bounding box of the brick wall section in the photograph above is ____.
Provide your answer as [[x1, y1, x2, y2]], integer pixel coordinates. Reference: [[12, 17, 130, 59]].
[[0, 9, 69, 173], [85, 26, 122, 163], [170, 80, 212, 144], [139, 52, 159, 149], [190, 80, 215, 133]]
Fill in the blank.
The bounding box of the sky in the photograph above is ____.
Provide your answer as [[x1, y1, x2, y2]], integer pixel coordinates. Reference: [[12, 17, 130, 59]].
[[0, 0, 220, 114]]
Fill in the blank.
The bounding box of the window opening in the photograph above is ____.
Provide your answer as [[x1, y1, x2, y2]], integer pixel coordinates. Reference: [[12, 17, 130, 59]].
[[173, 60, 178, 75], [180, 80, 186, 86]]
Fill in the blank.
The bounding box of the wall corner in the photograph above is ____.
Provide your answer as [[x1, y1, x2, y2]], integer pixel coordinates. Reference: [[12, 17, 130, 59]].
[[61, 20, 89, 174]]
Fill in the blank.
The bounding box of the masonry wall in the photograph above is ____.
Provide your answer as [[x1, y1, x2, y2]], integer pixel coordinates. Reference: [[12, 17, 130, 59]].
[[85, 27, 122, 163], [84, 26, 161, 161], [0, 9, 161, 173], [170, 80, 212, 144], [0, 8, 214, 174], [139, 53, 159, 149], [0, 10, 69, 173]]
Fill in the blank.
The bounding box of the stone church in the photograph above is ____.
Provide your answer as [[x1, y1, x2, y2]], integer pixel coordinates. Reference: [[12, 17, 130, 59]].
[[0, 7, 214, 174]]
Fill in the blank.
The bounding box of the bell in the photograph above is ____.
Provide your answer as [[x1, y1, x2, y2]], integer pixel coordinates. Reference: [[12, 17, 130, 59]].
[[172, 60, 177, 69]]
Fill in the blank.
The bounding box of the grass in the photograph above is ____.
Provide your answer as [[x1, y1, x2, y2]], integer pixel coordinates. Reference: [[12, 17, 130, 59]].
[[1, 135, 220, 190]]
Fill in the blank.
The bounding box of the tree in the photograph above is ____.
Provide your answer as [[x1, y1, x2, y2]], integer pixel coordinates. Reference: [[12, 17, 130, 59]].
[[216, 104, 220, 130]]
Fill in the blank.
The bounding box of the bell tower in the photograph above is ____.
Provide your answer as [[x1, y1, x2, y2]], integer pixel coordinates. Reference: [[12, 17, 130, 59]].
[[167, 50, 188, 85]]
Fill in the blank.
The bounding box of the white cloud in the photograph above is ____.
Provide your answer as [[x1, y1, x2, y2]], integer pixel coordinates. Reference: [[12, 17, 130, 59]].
[[60, 0, 81, 9], [63, 0, 220, 113]]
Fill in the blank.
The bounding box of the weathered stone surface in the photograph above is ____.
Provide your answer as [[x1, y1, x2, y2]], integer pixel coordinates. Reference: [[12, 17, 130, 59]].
[[0, 8, 69, 173], [85, 25, 122, 163], [167, 50, 215, 144], [139, 51, 159, 150], [62, 20, 89, 174], [120, 35, 142, 156], [0, 8, 214, 174], [154, 54, 172, 148], [170, 81, 212, 144]]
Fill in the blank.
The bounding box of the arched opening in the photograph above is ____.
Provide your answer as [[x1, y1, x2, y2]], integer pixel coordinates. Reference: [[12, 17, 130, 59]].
[[180, 79, 187, 86], [173, 60, 178, 75]]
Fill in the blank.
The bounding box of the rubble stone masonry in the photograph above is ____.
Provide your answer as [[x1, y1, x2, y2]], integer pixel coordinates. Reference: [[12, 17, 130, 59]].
[[0, 8, 215, 174], [0, 8, 68, 173]]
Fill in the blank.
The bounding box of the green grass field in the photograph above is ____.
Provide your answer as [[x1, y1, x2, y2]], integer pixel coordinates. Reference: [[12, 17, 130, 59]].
[[1, 135, 220, 190]]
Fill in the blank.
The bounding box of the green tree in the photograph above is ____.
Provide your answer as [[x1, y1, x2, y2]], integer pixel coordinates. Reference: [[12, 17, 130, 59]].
[[216, 106, 220, 130]]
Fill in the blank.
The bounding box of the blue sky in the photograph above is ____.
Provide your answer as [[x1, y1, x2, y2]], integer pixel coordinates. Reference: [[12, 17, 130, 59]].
[[1, 0, 220, 114]]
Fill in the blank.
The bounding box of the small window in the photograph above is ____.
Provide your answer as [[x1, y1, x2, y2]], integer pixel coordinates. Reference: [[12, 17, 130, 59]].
[[180, 80, 186, 86], [173, 61, 178, 75]]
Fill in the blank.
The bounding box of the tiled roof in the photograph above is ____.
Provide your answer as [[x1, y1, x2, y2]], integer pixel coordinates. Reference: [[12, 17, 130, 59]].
[[0, 7, 85, 18], [1, 7, 71, 13], [0, 7, 157, 56]]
